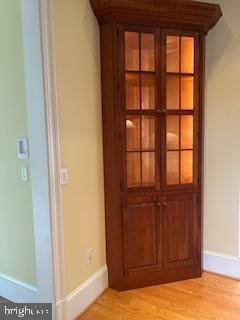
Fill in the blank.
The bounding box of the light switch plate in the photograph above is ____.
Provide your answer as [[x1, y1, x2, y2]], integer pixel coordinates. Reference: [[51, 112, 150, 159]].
[[61, 168, 69, 185], [21, 167, 29, 182]]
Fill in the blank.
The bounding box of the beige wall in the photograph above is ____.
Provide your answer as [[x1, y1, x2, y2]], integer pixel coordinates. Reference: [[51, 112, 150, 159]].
[[0, 0, 36, 285], [53, 0, 106, 294], [203, 0, 240, 256]]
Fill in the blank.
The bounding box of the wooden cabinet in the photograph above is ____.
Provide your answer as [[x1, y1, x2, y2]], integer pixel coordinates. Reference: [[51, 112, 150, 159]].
[[123, 197, 160, 275], [162, 193, 200, 270], [91, 0, 222, 290]]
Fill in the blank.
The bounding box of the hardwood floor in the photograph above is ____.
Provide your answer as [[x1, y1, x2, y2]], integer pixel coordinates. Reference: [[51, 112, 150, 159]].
[[78, 273, 240, 320], [0, 297, 9, 303]]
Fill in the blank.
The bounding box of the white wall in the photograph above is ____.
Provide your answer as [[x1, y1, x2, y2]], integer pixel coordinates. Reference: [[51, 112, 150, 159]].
[[203, 0, 240, 257]]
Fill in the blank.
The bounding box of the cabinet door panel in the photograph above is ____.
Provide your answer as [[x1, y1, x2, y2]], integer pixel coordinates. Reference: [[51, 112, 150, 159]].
[[125, 115, 156, 189], [142, 152, 155, 187], [123, 28, 158, 191], [123, 198, 160, 275], [181, 150, 193, 184], [141, 33, 155, 71], [166, 35, 180, 73], [162, 31, 199, 189], [163, 194, 200, 269], [125, 31, 140, 71], [181, 36, 194, 74]]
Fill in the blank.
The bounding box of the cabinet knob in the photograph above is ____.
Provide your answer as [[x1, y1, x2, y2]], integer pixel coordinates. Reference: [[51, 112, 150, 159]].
[[157, 201, 167, 207], [156, 109, 167, 116]]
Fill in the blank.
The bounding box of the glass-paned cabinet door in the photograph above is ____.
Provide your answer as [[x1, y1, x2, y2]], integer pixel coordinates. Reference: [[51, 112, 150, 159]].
[[125, 31, 156, 111], [126, 116, 156, 188], [124, 30, 157, 189], [165, 32, 197, 187]]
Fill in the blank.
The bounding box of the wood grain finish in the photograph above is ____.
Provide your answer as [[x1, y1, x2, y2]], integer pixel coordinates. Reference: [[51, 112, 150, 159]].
[[79, 273, 240, 320], [97, 1, 221, 291], [90, 0, 222, 34], [100, 23, 203, 291], [100, 22, 124, 288], [0, 297, 10, 303], [162, 193, 200, 269], [125, 201, 157, 270]]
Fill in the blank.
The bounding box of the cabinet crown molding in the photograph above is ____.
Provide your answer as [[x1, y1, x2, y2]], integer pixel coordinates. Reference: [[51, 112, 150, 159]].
[[90, 0, 222, 34]]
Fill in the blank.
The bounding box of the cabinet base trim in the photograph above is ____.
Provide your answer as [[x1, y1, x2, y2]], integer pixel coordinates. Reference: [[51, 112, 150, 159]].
[[203, 250, 240, 280], [111, 264, 202, 291]]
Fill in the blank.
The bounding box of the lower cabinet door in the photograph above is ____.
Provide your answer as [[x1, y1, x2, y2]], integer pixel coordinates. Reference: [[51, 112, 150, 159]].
[[122, 193, 200, 285], [162, 193, 200, 269], [123, 196, 162, 276]]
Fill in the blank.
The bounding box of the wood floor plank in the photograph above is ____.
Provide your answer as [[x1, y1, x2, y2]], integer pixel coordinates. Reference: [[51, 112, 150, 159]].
[[0, 297, 10, 304], [78, 273, 240, 320]]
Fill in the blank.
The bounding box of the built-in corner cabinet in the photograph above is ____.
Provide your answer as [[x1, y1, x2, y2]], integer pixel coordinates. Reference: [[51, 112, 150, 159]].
[[91, 0, 222, 290]]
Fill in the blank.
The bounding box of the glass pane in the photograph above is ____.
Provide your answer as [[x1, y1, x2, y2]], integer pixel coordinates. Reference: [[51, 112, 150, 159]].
[[167, 116, 179, 150], [181, 151, 193, 184], [141, 33, 155, 71], [142, 116, 155, 150], [167, 151, 179, 185], [181, 76, 194, 110], [141, 74, 155, 110], [125, 32, 139, 71], [142, 152, 155, 187], [126, 73, 140, 109], [127, 152, 141, 187], [126, 116, 140, 151], [167, 36, 180, 73], [167, 75, 180, 110], [181, 116, 193, 149], [181, 37, 194, 74]]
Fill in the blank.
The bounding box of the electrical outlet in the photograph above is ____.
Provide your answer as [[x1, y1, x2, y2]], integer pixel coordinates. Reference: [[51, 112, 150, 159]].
[[86, 248, 93, 264], [21, 167, 29, 182]]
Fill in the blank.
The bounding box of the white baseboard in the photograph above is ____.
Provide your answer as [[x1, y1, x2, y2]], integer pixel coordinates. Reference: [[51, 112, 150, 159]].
[[56, 298, 66, 320], [203, 250, 240, 280], [56, 253, 240, 319], [0, 273, 38, 303], [57, 265, 108, 320]]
